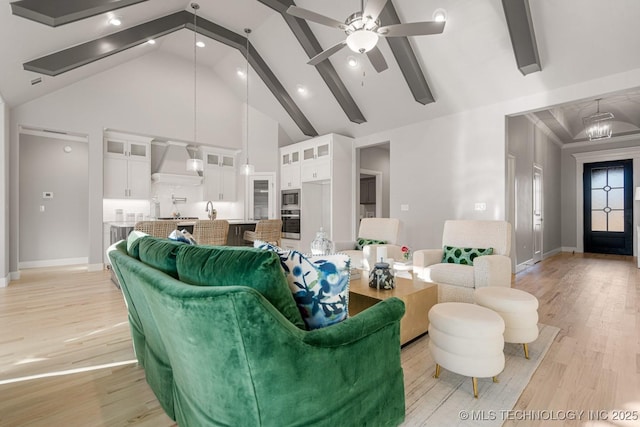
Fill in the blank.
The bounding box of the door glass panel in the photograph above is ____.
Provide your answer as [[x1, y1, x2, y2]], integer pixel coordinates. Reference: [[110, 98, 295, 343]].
[[317, 144, 329, 157], [107, 140, 125, 155], [608, 210, 624, 232], [591, 168, 606, 189], [607, 167, 624, 188], [130, 143, 147, 157], [608, 188, 624, 209], [592, 211, 606, 231], [291, 151, 299, 162], [303, 148, 314, 160], [591, 190, 606, 210], [222, 156, 234, 167], [252, 179, 270, 220]]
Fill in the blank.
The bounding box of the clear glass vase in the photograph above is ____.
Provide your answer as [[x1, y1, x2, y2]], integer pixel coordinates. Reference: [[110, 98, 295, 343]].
[[310, 227, 334, 256]]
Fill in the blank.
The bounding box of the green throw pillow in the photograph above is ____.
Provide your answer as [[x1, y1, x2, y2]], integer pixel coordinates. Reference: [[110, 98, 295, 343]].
[[138, 237, 186, 278], [442, 246, 494, 266], [355, 237, 387, 251]]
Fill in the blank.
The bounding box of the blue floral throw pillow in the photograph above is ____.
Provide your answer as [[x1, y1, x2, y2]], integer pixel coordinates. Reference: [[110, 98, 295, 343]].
[[254, 241, 351, 330]]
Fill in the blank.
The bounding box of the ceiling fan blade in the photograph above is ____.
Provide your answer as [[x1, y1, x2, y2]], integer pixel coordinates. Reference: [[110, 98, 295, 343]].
[[363, 0, 389, 22], [308, 41, 348, 66], [366, 46, 388, 73], [286, 6, 346, 30], [378, 21, 445, 37]]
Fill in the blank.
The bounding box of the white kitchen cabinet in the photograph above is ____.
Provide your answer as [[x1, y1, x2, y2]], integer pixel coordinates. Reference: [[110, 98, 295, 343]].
[[301, 137, 331, 183], [280, 134, 353, 250], [280, 146, 301, 189], [103, 135, 151, 199], [203, 151, 236, 201]]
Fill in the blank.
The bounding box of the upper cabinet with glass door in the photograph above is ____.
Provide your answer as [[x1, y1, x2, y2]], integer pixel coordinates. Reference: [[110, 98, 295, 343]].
[[301, 135, 331, 182], [104, 138, 150, 161], [280, 146, 301, 189]]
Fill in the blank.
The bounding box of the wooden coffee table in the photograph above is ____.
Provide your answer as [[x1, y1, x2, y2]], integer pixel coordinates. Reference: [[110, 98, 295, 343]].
[[349, 272, 437, 345]]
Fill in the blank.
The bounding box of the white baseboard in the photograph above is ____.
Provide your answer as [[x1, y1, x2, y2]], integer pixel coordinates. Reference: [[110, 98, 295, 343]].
[[10, 271, 20, 280], [0, 274, 9, 288], [543, 247, 562, 258], [515, 259, 534, 274], [561, 246, 579, 253], [87, 263, 104, 272], [19, 257, 89, 269]]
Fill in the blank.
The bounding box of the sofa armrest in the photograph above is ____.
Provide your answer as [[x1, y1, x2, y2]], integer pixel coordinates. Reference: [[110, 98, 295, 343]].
[[412, 249, 443, 280], [302, 297, 405, 347], [334, 240, 356, 252], [473, 254, 512, 288]]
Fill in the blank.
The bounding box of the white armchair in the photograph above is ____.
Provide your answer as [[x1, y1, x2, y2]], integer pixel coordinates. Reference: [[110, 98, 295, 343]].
[[334, 218, 401, 270], [413, 220, 512, 303]]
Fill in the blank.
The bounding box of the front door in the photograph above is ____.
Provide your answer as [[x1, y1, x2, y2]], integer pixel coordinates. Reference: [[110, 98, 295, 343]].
[[583, 160, 633, 255]]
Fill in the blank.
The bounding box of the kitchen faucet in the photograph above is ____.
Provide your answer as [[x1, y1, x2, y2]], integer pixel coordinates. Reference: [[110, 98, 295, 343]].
[[205, 201, 216, 220]]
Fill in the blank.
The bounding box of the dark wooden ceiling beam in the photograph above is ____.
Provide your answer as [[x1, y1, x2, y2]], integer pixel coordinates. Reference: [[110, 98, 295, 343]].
[[379, 2, 435, 105], [11, 0, 148, 27], [258, 0, 366, 124], [22, 10, 317, 137], [501, 0, 541, 75]]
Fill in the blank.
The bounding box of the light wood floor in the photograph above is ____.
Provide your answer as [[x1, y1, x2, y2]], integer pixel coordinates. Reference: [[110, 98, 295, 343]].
[[0, 253, 639, 426]]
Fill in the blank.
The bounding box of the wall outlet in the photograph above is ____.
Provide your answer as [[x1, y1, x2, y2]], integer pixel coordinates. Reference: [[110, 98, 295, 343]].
[[400, 204, 409, 211], [42, 192, 53, 199], [474, 202, 487, 211]]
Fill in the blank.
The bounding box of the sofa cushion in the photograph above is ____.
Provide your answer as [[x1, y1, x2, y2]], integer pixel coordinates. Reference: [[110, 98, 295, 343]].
[[428, 263, 475, 288], [127, 230, 148, 259], [175, 245, 305, 329], [355, 237, 387, 251], [255, 241, 351, 330], [138, 237, 186, 278], [442, 245, 493, 266]]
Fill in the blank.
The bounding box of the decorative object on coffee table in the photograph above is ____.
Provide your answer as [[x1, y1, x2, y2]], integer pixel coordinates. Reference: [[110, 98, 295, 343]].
[[369, 258, 395, 290]]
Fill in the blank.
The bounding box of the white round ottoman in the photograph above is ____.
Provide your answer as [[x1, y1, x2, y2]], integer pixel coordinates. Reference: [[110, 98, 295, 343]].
[[474, 287, 539, 359], [428, 302, 505, 398]]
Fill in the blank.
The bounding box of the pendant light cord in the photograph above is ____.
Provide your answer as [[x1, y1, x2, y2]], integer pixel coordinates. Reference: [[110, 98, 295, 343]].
[[192, 4, 199, 145], [245, 28, 251, 167]]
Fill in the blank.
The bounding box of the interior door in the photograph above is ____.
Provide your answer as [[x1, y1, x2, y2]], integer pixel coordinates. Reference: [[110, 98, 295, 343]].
[[532, 165, 543, 263], [583, 160, 633, 255]]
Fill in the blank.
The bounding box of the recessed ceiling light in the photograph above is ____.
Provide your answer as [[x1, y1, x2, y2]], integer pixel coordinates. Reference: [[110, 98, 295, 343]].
[[296, 84, 307, 95], [108, 17, 122, 26], [347, 56, 359, 68], [147, 39, 156, 45], [433, 9, 447, 22], [196, 41, 206, 48], [236, 68, 246, 78]]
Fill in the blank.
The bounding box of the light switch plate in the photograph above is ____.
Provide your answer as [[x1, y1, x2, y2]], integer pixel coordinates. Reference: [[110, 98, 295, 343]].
[[43, 192, 53, 199], [474, 202, 487, 211], [400, 204, 409, 211]]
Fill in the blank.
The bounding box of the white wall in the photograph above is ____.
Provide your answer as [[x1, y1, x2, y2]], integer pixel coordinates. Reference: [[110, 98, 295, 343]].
[[8, 50, 278, 271], [0, 100, 9, 286]]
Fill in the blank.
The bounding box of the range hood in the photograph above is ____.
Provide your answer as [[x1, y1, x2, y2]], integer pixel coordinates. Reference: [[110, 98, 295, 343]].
[[151, 142, 203, 186]]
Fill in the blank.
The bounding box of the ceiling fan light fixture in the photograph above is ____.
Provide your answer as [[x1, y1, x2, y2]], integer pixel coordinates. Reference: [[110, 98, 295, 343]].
[[346, 30, 378, 53]]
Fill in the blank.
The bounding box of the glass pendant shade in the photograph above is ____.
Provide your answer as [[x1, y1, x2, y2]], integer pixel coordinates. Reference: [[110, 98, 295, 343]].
[[186, 158, 203, 172], [346, 30, 378, 53], [241, 163, 255, 176], [310, 227, 334, 255]]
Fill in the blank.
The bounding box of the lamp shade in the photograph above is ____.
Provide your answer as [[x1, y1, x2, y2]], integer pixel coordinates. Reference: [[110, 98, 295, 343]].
[[346, 30, 378, 53]]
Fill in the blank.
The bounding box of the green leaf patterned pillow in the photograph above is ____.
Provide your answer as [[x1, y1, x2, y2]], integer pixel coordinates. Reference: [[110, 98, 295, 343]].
[[355, 237, 387, 251], [442, 246, 494, 266]]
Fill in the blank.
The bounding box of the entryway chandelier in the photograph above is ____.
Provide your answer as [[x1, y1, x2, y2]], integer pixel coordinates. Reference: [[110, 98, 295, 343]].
[[582, 98, 614, 141]]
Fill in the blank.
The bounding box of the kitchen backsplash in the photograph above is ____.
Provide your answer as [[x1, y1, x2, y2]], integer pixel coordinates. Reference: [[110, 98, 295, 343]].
[[103, 183, 242, 222]]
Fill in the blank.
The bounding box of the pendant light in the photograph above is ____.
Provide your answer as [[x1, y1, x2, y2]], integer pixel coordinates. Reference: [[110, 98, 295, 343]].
[[583, 98, 614, 141], [186, 3, 204, 173], [241, 28, 255, 176]]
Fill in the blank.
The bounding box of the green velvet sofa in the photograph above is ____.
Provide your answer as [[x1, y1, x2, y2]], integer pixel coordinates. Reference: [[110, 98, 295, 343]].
[[108, 236, 406, 426]]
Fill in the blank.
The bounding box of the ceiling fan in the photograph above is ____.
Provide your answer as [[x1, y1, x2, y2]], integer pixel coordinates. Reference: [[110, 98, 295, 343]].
[[287, 0, 445, 72]]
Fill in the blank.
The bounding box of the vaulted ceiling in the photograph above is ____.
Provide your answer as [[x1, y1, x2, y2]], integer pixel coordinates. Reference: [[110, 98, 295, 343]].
[[2, 0, 640, 143]]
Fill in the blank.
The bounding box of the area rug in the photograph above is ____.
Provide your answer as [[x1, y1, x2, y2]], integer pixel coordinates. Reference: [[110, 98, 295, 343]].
[[400, 324, 560, 427]]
